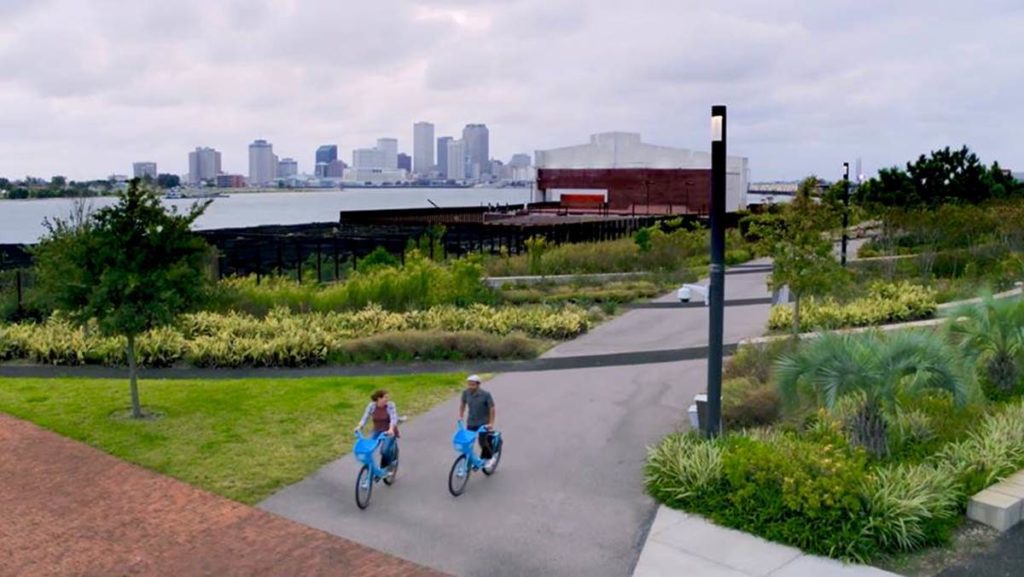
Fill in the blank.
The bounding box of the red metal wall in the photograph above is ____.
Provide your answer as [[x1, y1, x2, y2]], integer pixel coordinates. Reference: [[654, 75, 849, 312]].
[[537, 168, 711, 213]]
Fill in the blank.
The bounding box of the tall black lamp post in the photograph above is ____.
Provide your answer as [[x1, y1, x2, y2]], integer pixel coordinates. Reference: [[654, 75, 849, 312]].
[[705, 105, 726, 439]]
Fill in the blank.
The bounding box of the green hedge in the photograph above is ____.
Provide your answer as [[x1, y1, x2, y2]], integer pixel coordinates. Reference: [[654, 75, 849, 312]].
[[769, 282, 937, 332], [0, 304, 588, 368], [645, 401, 1024, 562]]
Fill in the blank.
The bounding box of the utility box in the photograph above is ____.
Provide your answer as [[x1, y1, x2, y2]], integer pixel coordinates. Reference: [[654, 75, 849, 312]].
[[688, 394, 708, 430], [772, 284, 791, 305]]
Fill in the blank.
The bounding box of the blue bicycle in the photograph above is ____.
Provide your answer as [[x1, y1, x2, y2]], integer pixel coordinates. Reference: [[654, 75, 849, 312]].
[[353, 431, 399, 509], [448, 420, 503, 497]]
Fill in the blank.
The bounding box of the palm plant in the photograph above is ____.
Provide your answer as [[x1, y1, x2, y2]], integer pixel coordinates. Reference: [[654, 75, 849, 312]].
[[946, 293, 1024, 399], [775, 331, 968, 457]]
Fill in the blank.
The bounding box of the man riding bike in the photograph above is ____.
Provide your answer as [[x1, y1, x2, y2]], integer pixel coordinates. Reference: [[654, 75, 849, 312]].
[[458, 375, 497, 469]]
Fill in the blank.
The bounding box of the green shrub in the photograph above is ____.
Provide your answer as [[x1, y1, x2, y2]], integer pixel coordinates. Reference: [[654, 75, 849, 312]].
[[717, 435, 874, 561], [725, 339, 799, 385], [936, 401, 1024, 496], [357, 246, 400, 272], [214, 253, 493, 315], [645, 432, 724, 504], [498, 280, 665, 306], [769, 281, 937, 332], [722, 378, 781, 430], [861, 463, 960, 551]]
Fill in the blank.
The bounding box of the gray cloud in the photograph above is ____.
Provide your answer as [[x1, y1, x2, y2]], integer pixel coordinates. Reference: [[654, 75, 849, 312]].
[[0, 0, 1021, 181]]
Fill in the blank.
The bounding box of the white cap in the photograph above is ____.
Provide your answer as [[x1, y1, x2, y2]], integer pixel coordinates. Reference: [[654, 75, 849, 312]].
[[466, 374, 481, 383]]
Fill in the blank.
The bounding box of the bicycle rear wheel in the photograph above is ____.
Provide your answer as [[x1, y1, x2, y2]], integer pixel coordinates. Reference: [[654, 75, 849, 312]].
[[383, 444, 399, 486], [448, 454, 470, 496], [355, 464, 373, 509]]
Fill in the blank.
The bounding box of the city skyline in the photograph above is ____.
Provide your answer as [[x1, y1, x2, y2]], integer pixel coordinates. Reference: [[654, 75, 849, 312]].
[[0, 1, 1021, 181]]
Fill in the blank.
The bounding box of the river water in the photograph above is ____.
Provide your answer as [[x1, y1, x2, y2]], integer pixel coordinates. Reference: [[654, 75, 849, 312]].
[[0, 188, 535, 244], [0, 188, 783, 244]]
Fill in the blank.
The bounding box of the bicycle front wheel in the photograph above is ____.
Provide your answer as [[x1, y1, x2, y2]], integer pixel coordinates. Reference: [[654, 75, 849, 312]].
[[355, 464, 373, 509], [448, 454, 470, 497]]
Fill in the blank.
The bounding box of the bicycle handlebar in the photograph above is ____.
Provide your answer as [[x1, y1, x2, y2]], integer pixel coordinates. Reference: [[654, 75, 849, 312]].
[[456, 420, 495, 432]]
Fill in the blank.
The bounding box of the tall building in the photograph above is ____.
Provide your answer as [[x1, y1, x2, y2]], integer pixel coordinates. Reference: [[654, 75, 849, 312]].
[[248, 139, 278, 186], [413, 122, 435, 175], [462, 124, 490, 178], [188, 147, 221, 185], [509, 154, 531, 168], [376, 138, 398, 170], [216, 174, 246, 188], [325, 159, 347, 178], [436, 136, 453, 178], [508, 153, 534, 181], [353, 148, 385, 170], [277, 158, 298, 178], [447, 139, 466, 181], [315, 145, 338, 178], [397, 153, 412, 172], [133, 162, 157, 179]]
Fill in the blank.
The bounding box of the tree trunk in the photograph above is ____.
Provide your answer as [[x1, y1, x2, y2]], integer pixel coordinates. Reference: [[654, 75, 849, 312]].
[[792, 294, 801, 335], [851, 397, 888, 457], [127, 333, 142, 419]]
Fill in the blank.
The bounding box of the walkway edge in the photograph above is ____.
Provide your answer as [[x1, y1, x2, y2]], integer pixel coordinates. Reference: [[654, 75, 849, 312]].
[[632, 506, 901, 577]]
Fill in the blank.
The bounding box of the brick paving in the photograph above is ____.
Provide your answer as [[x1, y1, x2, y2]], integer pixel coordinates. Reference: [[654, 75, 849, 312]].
[[0, 413, 447, 577]]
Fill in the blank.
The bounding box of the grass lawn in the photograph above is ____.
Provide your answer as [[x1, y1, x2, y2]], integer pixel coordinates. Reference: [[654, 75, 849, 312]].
[[0, 374, 463, 504]]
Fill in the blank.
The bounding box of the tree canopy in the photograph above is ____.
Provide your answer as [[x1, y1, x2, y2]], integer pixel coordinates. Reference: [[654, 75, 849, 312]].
[[855, 145, 1023, 209], [33, 179, 212, 417]]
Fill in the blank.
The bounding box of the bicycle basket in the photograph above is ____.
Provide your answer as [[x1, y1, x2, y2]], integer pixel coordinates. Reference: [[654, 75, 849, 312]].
[[354, 437, 379, 465], [452, 429, 476, 454]]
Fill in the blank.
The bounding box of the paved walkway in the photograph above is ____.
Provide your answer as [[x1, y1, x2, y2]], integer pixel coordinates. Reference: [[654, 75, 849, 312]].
[[938, 523, 1024, 577], [259, 261, 781, 576], [0, 413, 446, 577], [634, 507, 899, 577]]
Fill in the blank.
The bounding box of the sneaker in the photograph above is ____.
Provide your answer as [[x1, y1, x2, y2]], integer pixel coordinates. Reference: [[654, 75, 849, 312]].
[[485, 457, 497, 469]]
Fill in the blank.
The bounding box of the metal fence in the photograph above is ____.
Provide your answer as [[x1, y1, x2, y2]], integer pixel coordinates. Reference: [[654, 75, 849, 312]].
[[0, 209, 673, 315]]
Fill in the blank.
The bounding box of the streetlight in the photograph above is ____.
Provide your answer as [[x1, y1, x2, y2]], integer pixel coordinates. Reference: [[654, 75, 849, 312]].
[[705, 105, 726, 439], [841, 162, 850, 267]]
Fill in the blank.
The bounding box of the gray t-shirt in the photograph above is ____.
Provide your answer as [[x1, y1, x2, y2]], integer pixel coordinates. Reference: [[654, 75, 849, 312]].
[[461, 388, 494, 429]]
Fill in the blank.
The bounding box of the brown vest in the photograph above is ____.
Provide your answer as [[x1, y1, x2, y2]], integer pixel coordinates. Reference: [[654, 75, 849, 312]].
[[371, 404, 390, 433]]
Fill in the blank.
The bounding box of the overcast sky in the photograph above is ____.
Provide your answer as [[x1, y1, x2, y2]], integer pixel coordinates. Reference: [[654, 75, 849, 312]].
[[0, 0, 1021, 182]]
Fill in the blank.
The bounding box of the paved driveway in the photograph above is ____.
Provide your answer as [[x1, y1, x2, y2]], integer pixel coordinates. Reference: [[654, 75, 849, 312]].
[[260, 261, 774, 577]]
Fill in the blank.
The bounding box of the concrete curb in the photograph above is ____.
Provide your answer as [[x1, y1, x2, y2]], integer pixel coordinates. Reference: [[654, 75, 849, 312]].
[[632, 507, 900, 577]]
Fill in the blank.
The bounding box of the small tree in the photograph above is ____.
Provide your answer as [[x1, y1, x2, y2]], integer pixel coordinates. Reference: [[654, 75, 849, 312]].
[[775, 331, 968, 457], [748, 177, 846, 333], [33, 180, 212, 418], [946, 293, 1024, 400]]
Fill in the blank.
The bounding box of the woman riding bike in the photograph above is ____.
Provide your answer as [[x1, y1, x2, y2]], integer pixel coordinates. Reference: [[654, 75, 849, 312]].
[[354, 389, 399, 471]]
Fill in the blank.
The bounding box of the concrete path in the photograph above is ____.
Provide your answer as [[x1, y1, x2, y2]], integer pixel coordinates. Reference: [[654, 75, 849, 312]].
[[260, 260, 776, 576], [634, 507, 899, 577]]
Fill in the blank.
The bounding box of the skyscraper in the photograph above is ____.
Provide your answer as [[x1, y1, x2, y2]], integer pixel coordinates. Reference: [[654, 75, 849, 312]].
[[277, 158, 298, 178], [397, 153, 412, 172], [436, 136, 453, 179], [376, 138, 398, 170], [315, 145, 338, 178], [133, 162, 157, 179], [188, 147, 221, 185], [413, 122, 435, 176], [353, 148, 386, 170], [447, 139, 466, 181], [248, 139, 277, 186], [462, 124, 490, 178]]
